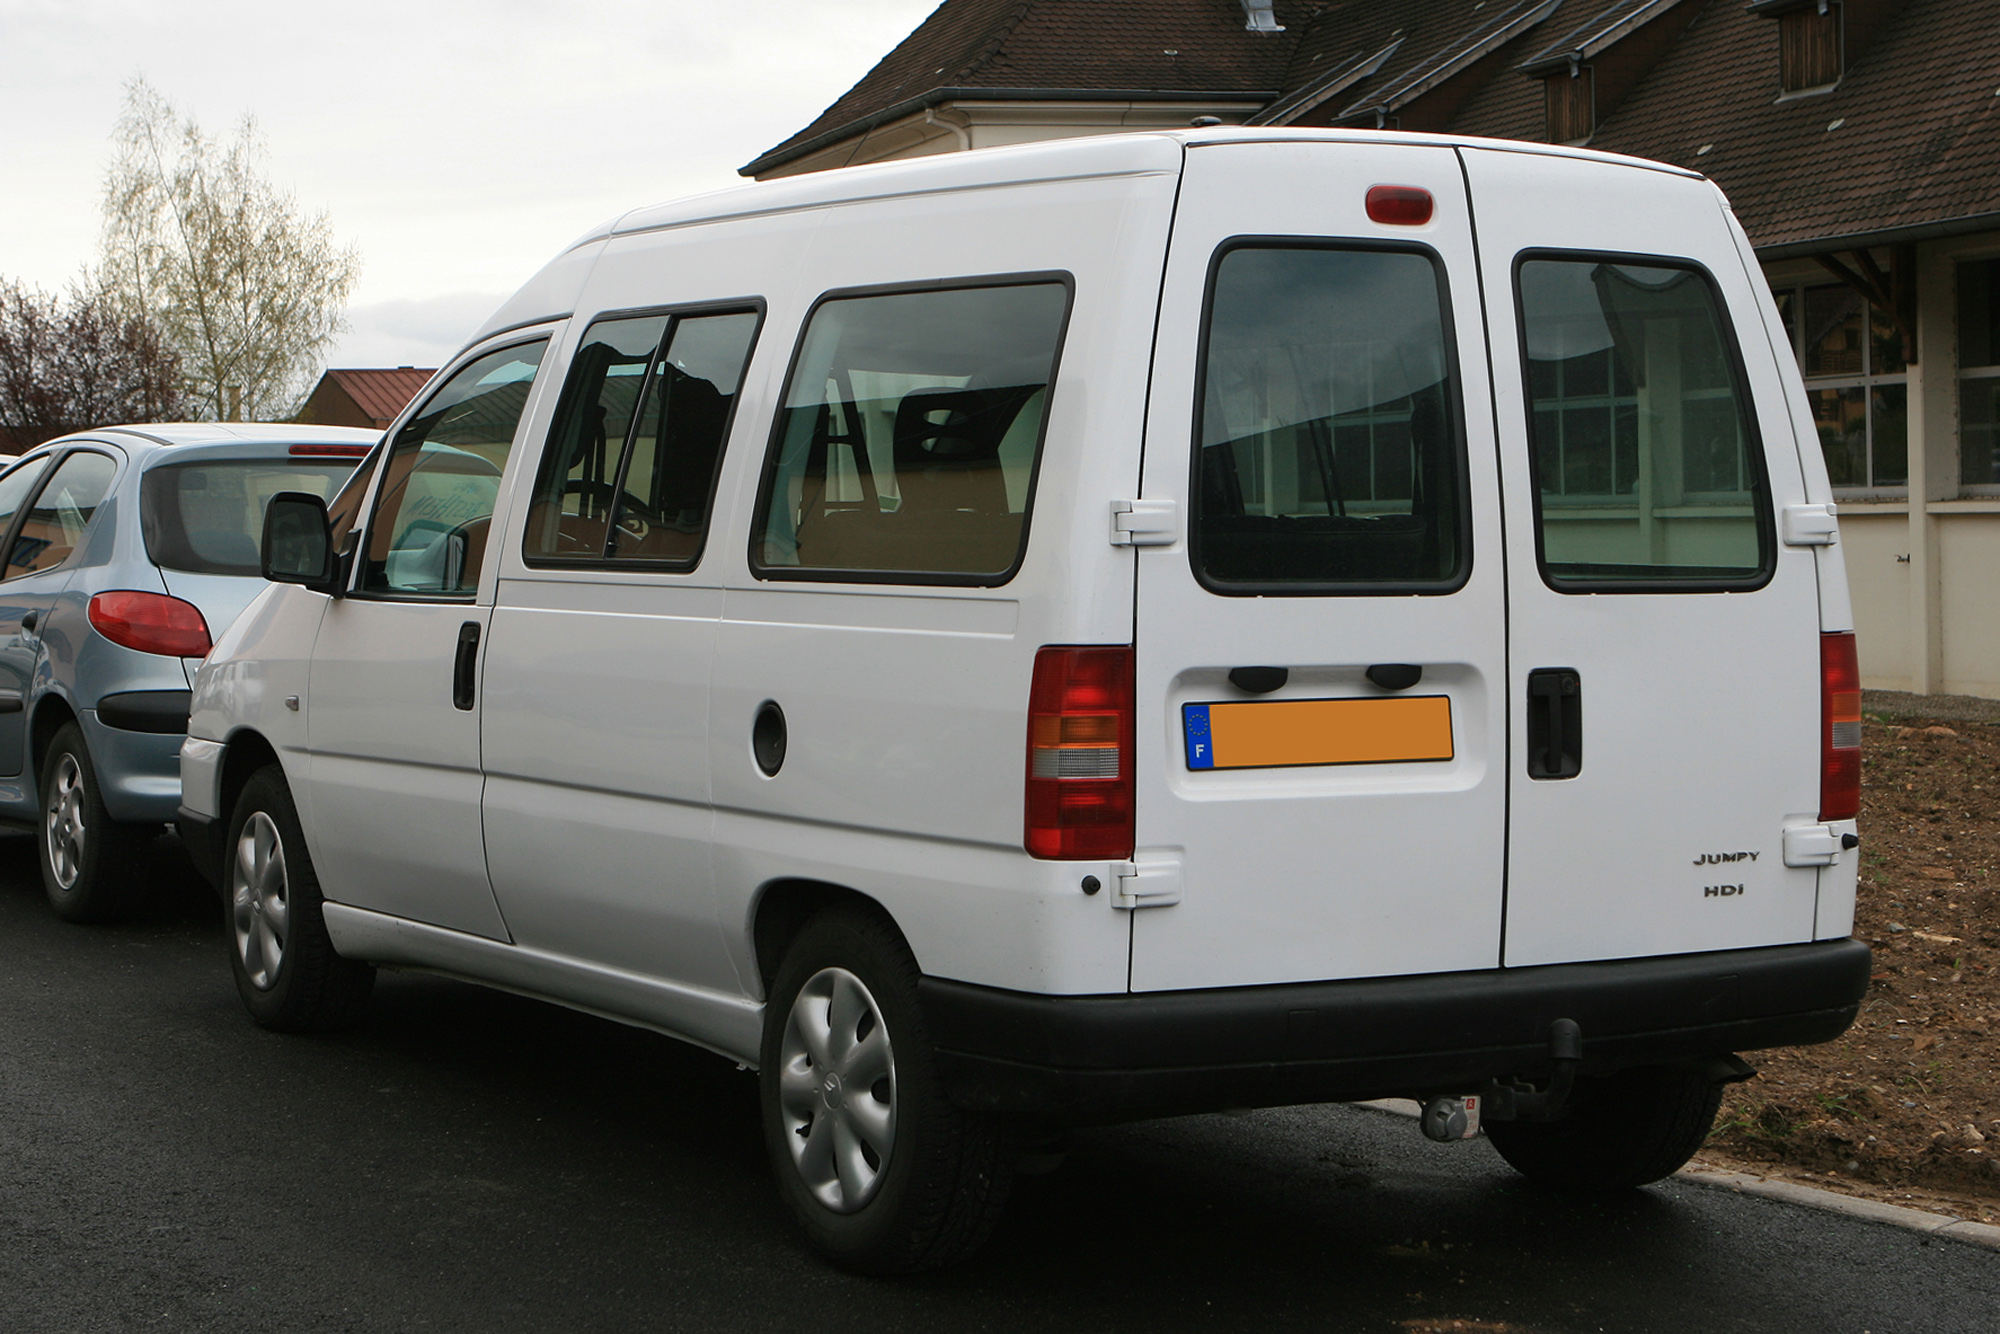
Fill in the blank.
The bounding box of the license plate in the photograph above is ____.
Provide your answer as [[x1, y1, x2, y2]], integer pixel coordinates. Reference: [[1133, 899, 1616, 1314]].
[[1181, 695, 1454, 771]]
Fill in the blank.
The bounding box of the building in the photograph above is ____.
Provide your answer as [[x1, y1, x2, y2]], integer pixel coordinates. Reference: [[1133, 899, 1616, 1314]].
[[296, 367, 436, 431], [747, 0, 2000, 698]]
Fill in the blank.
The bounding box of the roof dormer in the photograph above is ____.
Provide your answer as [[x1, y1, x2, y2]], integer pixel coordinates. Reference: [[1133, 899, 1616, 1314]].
[[1516, 0, 1696, 145], [1748, 0, 1840, 95], [1747, 0, 1899, 99]]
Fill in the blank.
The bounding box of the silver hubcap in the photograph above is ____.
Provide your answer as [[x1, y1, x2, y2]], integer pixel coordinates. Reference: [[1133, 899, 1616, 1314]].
[[230, 812, 290, 991], [778, 966, 897, 1213], [44, 753, 86, 891]]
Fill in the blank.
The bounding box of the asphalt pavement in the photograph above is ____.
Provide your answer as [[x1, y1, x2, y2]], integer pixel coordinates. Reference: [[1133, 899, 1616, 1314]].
[[1, 830, 1994, 1333]]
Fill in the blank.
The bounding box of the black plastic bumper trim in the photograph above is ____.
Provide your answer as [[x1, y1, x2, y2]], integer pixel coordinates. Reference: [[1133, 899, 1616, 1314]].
[[174, 806, 222, 892], [98, 690, 192, 734], [919, 939, 1871, 1123]]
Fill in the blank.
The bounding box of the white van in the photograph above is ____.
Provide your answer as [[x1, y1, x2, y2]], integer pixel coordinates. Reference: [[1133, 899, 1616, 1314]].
[[180, 129, 1870, 1272]]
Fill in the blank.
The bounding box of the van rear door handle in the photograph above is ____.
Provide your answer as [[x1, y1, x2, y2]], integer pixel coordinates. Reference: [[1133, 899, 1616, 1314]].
[[1526, 668, 1581, 779], [20, 610, 36, 634], [1366, 663, 1422, 691], [452, 621, 480, 710], [1228, 666, 1288, 694]]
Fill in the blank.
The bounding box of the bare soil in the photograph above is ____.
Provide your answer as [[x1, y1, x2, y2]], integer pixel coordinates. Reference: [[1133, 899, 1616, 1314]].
[[1695, 699, 2000, 1222]]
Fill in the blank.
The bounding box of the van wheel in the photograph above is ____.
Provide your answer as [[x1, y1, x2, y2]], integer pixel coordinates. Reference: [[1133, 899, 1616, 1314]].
[[40, 723, 152, 923], [1484, 1062, 1724, 1191], [226, 766, 374, 1031], [759, 907, 1012, 1273]]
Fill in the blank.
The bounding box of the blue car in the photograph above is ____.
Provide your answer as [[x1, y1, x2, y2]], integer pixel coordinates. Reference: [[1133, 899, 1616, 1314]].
[[0, 424, 373, 920]]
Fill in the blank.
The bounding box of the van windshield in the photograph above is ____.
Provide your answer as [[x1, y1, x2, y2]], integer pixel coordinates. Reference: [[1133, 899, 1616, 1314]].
[[142, 459, 360, 576], [1193, 244, 1468, 593]]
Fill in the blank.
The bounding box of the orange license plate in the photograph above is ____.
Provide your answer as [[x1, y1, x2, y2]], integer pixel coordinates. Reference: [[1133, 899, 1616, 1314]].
[[1181, 695, 1454, 770]]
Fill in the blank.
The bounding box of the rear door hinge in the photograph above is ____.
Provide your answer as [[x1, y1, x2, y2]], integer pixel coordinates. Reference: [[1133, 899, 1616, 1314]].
[[1111, 498, 1177, 547], [1111, 852, 1183, 909], [1781, 503, 1839, 547], [1783, 821, 1857, 867]]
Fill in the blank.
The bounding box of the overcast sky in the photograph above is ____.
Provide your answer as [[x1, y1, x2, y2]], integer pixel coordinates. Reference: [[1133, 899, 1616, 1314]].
[[0, 0, 937, 370]]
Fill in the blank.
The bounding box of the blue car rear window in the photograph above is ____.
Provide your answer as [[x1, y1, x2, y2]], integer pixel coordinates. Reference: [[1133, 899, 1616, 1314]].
[[142, 459, 359, 576]]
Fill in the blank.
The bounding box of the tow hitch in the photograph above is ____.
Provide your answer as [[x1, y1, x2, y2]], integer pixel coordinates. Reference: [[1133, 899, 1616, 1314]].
[[1420, 1018, 1583, 1142]]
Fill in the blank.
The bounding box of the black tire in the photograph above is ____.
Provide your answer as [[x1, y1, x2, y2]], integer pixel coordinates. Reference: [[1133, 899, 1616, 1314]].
[[1485, 1062, 1725, 1191], [39, 722, 153, 923], [759, 907, 1012, 1273], [225, 765, 374, 1031]]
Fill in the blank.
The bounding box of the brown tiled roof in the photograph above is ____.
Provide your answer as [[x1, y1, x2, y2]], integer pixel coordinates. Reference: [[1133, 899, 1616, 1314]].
[[320, 368, 436, 427], [1571, 0, 2000, 253], [1515, 0, 1687, 72], [1329, 0, 1560, 123], [743, 1, 1314, 175], [761, 0, 2000, 253]]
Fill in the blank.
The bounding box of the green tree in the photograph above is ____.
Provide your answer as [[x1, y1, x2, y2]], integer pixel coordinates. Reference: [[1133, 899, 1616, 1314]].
[[100, 78, 360, 422]]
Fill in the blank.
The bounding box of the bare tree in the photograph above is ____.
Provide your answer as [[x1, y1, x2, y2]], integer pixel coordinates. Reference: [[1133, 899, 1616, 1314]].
[[100, 79, 360, 422], [0, 278, 189, 449]]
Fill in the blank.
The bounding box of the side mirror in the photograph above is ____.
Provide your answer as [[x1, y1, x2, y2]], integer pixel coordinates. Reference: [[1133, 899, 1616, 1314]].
[[261, 492, 343, 596]]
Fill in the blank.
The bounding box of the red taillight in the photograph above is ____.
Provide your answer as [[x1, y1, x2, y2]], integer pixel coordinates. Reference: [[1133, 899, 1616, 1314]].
[[1820, 631, 1861, 821], [1366, 184, 1435, 226], [87, 591, 212, 658], [1025, 646, 1135, 860], [289, 443, 373, 457]]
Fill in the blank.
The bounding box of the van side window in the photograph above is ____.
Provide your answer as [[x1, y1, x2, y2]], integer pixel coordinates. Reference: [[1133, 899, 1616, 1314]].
[[526, 316, 668, 562], [6, 451, 117, 578], [524, 307, 759, 567], [752, 279, 1069, 584], [1192, 244, 1468, 593], [1516, 256, 1771, 589], [360, 340, 547, 597]]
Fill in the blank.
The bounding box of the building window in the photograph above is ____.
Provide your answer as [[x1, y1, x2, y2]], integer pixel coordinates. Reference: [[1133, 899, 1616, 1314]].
[[1958, 258, 2000, 490], [1779, 4, 1841, 93], [1772, 277, 1908, 491], [1543, 69, 1593, 143]]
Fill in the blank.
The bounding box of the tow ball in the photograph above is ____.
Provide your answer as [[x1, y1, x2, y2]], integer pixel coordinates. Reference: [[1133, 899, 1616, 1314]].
[[1420, 1017, 1584, 1143]]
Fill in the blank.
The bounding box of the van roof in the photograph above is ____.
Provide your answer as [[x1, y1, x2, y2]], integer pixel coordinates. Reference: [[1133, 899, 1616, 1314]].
[[602, 127, 1706, 244], [472, 127, 1709, 347]]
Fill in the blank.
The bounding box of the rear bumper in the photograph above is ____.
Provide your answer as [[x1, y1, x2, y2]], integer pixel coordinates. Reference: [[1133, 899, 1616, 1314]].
[[921, 938, 1871, 1124], [78, 709, 185, 824]]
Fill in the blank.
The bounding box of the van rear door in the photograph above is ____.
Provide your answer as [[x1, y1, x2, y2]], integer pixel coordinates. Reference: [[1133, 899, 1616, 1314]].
[[1459, 146, 1824, 967], [1128, 139, 1507, 992]]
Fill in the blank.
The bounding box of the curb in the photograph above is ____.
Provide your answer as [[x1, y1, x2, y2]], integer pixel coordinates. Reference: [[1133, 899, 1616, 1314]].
[[1355, 1099, 2000, 1251]]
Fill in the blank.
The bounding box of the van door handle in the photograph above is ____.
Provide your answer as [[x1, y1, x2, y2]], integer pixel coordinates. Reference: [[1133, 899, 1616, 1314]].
[[20, 610, 36, 634], [1526, 668, 1581, 779], [1366, 663, 1422, 691], [1228, 666, 1288, 694], [452, 621, 480, 711]]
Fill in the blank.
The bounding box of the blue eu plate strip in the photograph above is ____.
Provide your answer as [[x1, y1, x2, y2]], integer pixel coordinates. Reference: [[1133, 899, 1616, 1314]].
[[1182, 704, 1215, 769]]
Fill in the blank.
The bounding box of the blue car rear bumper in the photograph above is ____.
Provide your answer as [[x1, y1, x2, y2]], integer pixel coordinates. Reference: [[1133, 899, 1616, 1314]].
[[81, 707, 186, 825]]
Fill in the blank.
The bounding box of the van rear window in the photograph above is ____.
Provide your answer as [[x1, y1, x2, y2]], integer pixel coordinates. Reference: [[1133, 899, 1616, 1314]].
[[1516, 255, 1772, 589], [1192, 244, 1468, 593], [752, 278, 1069, 585]]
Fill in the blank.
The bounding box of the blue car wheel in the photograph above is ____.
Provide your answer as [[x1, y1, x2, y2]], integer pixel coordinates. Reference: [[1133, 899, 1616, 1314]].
[[40, 722, 152, 923]]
